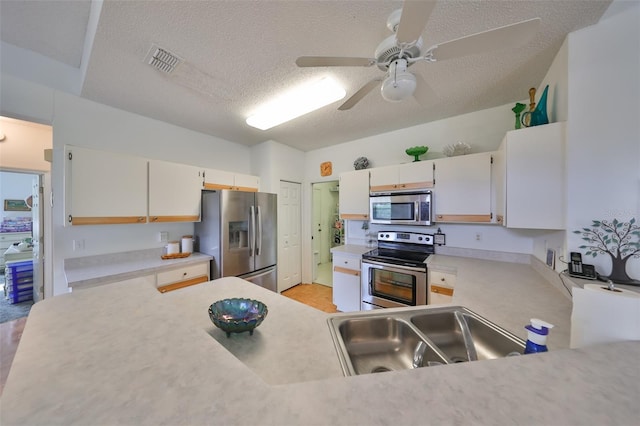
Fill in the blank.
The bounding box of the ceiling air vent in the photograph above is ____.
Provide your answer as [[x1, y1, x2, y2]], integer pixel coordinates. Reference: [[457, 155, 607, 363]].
[[145, 44, 183, 74]]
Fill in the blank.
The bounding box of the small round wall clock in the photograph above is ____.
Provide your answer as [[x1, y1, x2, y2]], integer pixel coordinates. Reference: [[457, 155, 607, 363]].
[[320, 161, 332, 177]]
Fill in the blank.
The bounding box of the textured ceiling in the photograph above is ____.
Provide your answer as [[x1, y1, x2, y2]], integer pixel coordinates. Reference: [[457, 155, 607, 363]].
[[0, 0, 611, 152]]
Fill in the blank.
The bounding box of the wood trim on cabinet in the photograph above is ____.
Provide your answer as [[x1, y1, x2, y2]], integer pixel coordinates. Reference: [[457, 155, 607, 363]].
[[430, 285, 454, 296], [149, 215, 200, 223], [369, 184, 398, 192], [157, 275, 209, 293], [369, 181, 433, 193], [203, 183, 234, 190], [434, 214, 492, 223], [334, 266, 360, 276], [340, 213, 369, 220], [234, 186, 258, 192], [203, 183, 258, 192], [71, 216, 146, 225]]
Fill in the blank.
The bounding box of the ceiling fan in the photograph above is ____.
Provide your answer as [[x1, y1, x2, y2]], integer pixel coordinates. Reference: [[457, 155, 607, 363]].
[[295, 1, 540, 110]]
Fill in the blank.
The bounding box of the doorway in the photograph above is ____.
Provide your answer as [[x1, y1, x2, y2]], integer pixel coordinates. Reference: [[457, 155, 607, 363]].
[[311, 181, 341, 286], [278, 180, 302, 292], [0, 171, 42, 323]]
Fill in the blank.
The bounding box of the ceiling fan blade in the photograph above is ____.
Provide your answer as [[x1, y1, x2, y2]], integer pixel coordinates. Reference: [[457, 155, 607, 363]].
[[396, 1, 437, 44], [413, 73, 437, 106], [338, 78, 382, 111], [295, 56, 376, 67], [432, 18, 541, 61]]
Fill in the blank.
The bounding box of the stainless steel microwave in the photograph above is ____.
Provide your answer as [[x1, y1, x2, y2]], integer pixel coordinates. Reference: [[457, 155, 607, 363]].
[[369, 191, 432, 226]]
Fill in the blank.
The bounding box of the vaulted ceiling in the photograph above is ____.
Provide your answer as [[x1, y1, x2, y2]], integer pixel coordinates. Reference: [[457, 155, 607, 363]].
[[0, 0, 611, 151]]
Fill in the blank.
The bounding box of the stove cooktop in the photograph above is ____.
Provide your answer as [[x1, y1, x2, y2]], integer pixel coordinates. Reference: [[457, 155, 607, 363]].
[[362, 248, 431, 267]]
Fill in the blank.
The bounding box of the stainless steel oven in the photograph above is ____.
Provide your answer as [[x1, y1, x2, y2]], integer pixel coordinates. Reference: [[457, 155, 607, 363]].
[[361, 231, 434, 310]]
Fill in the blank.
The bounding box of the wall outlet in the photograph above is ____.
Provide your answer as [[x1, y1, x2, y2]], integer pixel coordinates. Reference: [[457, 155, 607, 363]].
[[73, 239, 85, 251], [159, 231, 169, 243], [475, 232, 482, 241]]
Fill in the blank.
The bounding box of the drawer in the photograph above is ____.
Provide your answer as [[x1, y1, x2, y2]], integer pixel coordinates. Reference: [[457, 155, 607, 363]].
[[157, 262, 209, 287], [333, 255, 361, 272], [430, 270, 457, 288], [429, 284, 454, 305]]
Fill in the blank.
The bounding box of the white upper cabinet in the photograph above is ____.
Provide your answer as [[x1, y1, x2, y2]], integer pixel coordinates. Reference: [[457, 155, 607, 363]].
[[369, 161, 434, 192], [496, 122, 565, 229], [433, 152, 493, 223], [148, 160, 202, 222], [339, 169, 370, 220], [65, 146, 147, 225], [203, 168, 260, 192]]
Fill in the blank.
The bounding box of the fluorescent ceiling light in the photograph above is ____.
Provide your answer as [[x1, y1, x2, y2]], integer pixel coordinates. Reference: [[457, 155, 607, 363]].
[[246, 77, 346, 130]]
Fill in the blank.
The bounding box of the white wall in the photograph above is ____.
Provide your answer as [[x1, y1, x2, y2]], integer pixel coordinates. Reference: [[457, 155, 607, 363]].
[[528, 38, 569, 269], [0, 115, 52, 172], [305, 102, 517, 180], [565, 1, 640, 280], [0, 171, 34, 219], [250, 140, 305, 194]]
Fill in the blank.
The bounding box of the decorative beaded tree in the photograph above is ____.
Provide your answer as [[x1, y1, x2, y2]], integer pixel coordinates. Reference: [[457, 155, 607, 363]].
[[573, 218, 640, 284]]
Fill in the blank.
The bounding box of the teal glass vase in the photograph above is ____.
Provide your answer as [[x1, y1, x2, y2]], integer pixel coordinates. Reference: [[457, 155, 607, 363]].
[[529, 85, 549, 126], [521, 85, 550, 127]]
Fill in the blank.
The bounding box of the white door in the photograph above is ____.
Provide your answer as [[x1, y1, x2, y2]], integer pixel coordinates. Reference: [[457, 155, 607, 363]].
[[31, 175, 43, 302], [312, 187, 321, 281], [278, 181, 301, 292]]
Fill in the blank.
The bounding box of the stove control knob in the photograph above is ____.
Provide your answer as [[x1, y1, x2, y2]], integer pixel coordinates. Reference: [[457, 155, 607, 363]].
[[418, 237, 423, 241]]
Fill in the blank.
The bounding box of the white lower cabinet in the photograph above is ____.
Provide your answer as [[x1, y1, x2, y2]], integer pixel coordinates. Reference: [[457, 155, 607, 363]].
[[428, 270, 456, 305], [156, 262, 210, 293], [332, 253, 361, 312]]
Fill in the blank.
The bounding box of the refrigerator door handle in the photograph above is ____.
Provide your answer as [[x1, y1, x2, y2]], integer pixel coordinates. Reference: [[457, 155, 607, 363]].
[[256, 206, 262, 256], [250, 206, 255, 258]]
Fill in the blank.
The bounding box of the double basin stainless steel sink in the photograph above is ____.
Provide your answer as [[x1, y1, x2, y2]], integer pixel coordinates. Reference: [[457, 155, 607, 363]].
[[327, 306, 525, 376]]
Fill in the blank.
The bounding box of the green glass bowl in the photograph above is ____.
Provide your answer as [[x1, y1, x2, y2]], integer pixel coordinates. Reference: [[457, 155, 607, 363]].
[[405, 146, 429, 162], [208, 298, 268, 337]]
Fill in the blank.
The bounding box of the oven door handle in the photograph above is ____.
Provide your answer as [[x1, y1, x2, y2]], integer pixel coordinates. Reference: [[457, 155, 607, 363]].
[[362, 259, 427, 273]]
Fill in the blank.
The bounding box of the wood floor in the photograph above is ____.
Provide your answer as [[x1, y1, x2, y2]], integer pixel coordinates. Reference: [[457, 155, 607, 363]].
[[281, 282, 338, 313], [0, 282, 336, 397], [0, 316, 27, 397]]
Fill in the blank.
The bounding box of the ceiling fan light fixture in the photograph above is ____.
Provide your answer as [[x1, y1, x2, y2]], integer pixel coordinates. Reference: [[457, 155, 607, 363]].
[[246, 77, 346, 130], [381, 59, 416, 102]]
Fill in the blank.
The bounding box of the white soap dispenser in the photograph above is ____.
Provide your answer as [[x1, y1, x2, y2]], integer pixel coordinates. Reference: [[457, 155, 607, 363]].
[[524, 318, 554, 354]]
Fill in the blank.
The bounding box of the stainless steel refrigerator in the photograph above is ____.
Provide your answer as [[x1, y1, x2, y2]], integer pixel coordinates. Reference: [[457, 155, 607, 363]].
[[195, 190, 277, 292]]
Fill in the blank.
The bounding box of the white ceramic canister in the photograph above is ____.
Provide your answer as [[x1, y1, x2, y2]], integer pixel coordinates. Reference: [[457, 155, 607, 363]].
[[181, 235, 193, 253], [167, 241, 180, 255]]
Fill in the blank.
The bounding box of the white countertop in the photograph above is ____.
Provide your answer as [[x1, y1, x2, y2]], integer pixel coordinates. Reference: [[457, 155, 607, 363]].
[[2, 272, 639, 425], [64, 248, 212, 289], [330, 244, 371, 256]]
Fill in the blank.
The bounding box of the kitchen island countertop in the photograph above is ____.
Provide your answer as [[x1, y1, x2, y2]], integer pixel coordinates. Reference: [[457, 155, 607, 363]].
[[2, 274, 639, 425]]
